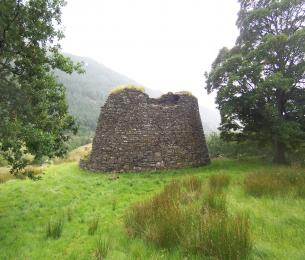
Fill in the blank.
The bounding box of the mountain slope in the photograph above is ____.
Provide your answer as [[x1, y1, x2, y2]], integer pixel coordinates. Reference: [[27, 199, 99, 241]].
[[56, 54, 138, 132]]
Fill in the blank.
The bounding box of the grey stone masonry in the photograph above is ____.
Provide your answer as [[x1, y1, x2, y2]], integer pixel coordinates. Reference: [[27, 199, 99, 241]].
[[80, 89, 210, 172]]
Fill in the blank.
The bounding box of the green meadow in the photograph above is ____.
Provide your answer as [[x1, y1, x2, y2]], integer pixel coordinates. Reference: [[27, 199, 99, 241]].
[[0, 159, 304, 259]]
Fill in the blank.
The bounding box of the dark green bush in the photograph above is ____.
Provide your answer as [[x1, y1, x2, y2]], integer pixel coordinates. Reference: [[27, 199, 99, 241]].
[[207, 133, 305, 165], [206, 132, 268, 159]]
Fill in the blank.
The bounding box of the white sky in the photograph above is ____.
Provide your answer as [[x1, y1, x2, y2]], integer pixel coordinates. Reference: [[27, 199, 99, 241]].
[[61, 0, 240, 108]]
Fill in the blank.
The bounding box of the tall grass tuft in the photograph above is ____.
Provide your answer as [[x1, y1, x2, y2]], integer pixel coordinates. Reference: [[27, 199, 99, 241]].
[[244, 167, 305, 198], [208, 174, 231, 192], [112, 198, 117, 211], [124, 177, 252, 259], [94, 236, 110, 260], [182, 176, 202, 192], [125, 179, 185, 248], [66, 207, 73, 222], [46, 217, 64, 239], [203, 191, 227, 214], [88, 216, 99, 235], [0, 173, 11, 184], [186, 213, 251, 260]]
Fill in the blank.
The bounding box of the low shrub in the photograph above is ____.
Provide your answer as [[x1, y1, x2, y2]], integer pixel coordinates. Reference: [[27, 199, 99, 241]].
[[46, 217, 64, 239], [24, 171, 43, 181], [208, 174, 231, 192], [94, 236, 110, 260], [88, 216, 99, 235], [124, 177, 252, 259], [244, 167, 305, 198], [206, 132, 269, 159]]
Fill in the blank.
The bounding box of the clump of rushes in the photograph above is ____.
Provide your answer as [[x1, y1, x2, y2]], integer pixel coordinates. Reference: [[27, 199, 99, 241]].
[[203, 190, 227, 214], [244, 167, 305, 198], [88, 216, 99, 235], [185, 212, 251, 260], [94, 236, 110, 260], [208, 174, 231, 192], [46, 216, 64, 239], [124, 177, 252, 259], [182, 176, 203, 192]]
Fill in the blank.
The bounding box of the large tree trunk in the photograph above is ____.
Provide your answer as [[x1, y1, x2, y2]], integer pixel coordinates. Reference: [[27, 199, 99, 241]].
[[273, 139, 287, 164], [273, 89, 288, 164]]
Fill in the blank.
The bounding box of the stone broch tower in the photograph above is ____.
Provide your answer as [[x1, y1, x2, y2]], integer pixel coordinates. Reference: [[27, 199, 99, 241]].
[[81, 87, 210, 172]]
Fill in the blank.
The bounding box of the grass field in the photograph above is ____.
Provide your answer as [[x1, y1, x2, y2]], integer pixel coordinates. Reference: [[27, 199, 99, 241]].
[[0, 159, 304, 259]]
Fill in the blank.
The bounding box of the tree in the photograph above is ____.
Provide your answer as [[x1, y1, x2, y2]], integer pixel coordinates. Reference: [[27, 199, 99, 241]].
[[205, 0, 305, 164], [0, 0, 83, 173]]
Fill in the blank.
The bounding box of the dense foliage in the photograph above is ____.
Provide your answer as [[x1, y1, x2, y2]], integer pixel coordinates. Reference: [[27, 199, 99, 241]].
[[0, 0, 82, 172], [206, 133, 268, 159], [205, 0, 305, 164]]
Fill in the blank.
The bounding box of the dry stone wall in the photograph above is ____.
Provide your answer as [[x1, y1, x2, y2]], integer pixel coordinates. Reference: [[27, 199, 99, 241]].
[[80, 89, 210, 172]]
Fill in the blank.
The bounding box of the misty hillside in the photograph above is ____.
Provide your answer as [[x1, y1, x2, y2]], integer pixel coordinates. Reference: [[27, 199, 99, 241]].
[[55, 54, 138, 132], [55, 54, 220, 147]]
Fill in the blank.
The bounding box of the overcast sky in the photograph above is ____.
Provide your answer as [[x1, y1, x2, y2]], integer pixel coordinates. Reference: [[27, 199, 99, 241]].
[[61, 0, 240, 108]]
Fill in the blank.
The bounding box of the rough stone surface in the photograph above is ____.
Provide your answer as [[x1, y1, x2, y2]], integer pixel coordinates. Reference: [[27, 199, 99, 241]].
[[80, 89, 210, 172]]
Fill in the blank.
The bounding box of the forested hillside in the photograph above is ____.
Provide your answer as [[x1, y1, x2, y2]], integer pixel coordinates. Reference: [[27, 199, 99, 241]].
[[54, 54, 138, 147], [55, 54, 138, 132], [56, 54, 220, 148]]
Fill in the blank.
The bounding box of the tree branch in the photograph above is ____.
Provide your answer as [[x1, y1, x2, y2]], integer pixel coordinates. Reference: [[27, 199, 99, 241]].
[[0, 0, 21, 53]]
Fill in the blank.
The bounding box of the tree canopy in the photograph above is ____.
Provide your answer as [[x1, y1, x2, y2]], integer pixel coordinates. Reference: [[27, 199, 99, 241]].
[[205, 0, 305, 163], [0, 0, 82, 172]]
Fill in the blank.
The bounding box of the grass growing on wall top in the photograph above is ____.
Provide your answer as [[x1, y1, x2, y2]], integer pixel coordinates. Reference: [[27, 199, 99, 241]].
[[0, 159, 304, 259], [111, 84, 145, 94], [175, 90, 193, 96]]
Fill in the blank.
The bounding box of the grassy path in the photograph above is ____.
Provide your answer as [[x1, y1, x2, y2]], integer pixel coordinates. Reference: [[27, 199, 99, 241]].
[[0, 159, 304, 259]]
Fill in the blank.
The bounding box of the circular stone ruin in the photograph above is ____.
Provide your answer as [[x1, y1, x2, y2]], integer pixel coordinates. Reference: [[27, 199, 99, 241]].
[[80, 87, 210, 172]]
